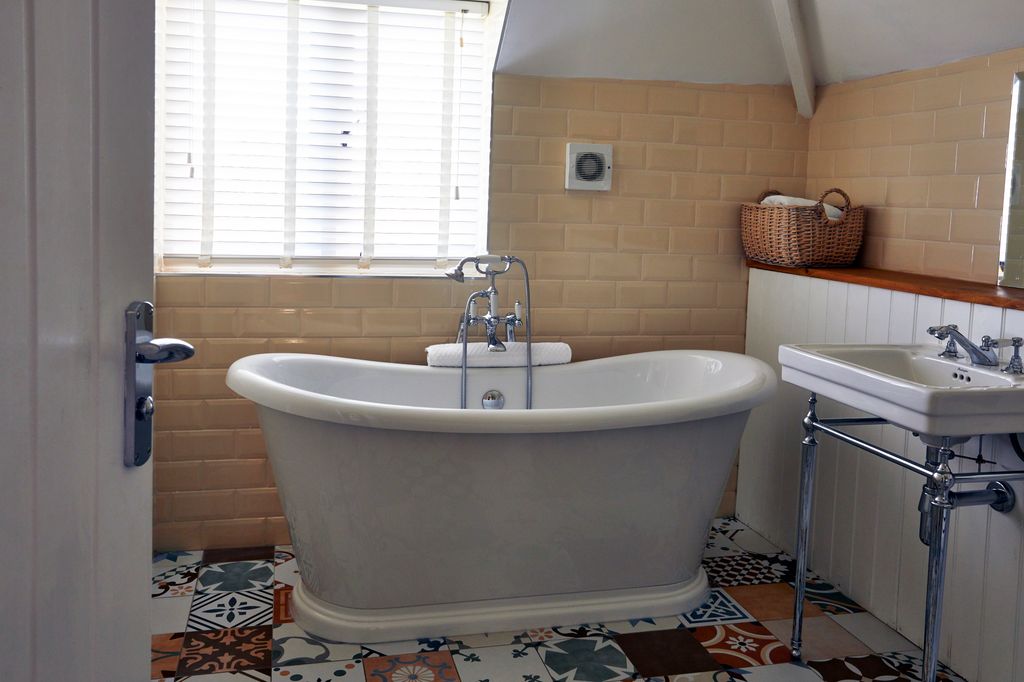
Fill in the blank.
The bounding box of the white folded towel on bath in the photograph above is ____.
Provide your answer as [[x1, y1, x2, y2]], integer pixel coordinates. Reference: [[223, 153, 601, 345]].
[[760, 194, 843, 219], [426, 341, 571, 368]]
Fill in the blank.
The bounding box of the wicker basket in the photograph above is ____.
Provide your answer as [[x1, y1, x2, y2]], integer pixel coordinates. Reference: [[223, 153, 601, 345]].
[[741, 188, 865, 267]]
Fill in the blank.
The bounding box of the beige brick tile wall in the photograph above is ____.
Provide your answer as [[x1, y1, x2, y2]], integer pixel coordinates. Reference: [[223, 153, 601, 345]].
[[152, 74, 800, 550], [154, 55, 1024, 549], [806, 47, 1024, 282]]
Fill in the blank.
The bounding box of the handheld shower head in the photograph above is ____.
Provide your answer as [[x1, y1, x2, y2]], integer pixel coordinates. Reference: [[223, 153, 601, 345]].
[[444, 266, 465, 283]]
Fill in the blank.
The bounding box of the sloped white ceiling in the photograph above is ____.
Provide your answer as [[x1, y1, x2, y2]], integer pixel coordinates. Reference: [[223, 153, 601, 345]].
[[496, 0, 1024, 85], [803, 0, 1024, 84]]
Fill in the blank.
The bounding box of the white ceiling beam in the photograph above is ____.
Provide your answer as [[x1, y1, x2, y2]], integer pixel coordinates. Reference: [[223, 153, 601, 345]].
[[770, 0, 816, 118]]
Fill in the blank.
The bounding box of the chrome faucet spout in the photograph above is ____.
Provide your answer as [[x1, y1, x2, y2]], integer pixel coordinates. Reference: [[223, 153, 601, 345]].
[[926, 324, 1000, 367], [485, 319, 506, 352]]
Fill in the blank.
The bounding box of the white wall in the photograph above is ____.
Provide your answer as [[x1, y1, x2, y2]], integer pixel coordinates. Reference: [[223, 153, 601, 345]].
[[740, 267, 1024, 682], [495, 0, 1024, 85]]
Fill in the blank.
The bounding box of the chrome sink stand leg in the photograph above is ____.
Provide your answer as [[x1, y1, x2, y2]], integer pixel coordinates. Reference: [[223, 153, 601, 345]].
[[921, 442, 955, 682], [789, 398, 1020, 682], [790, 393, 818, 660]]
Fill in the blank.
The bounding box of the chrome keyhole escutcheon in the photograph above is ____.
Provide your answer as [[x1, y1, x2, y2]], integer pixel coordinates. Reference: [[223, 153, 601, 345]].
[[481, 389, 505, 410], [136, 395, 156, 421]]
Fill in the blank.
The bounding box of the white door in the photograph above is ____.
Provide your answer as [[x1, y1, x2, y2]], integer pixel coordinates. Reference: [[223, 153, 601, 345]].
[[1, 1, 155, 679]]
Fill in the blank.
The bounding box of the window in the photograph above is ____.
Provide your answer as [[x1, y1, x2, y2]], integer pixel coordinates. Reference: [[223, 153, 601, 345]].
[[155, 0, 492, 274]]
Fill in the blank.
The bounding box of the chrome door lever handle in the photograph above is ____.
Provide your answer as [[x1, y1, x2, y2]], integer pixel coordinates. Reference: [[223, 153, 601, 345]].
[[136, 338, 195, 363], [125, 301, 195, 467]]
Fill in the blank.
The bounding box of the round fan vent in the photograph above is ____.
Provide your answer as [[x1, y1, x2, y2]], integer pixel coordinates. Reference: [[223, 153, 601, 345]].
[[575, 152, 606, 182], [565, 143, 612, 191]]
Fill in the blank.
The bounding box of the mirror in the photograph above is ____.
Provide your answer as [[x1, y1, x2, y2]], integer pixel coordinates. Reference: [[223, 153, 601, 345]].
[[999, 72, 1024, 287]]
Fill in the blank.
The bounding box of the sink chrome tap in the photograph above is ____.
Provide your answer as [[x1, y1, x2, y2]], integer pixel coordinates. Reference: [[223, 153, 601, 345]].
[[925, 324, 1000, 367]]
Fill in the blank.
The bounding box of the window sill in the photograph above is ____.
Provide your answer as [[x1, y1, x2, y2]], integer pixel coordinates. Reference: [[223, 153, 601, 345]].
[[156, 259, 485, 279]]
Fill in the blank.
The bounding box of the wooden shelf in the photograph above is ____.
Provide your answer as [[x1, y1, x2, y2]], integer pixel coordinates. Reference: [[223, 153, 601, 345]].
[[746, 260, 1024, 312]]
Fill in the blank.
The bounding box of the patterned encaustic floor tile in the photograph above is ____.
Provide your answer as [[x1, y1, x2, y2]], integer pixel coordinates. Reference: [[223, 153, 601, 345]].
[[152, 518, 969, 682], [153, 564, 202, 599], [599, 615, 687, 636], [362, 651, 461, 681], [790, 577, 865, 615], [153, 550, 202, 598], [704, 525, 746, 559], [708, 662, 823, 681], [727, 530, 785, 557], [827, 612, 915, 654], [645, 663, 822, 681], [702, 553, 792, 588], [154, 550, 202, 574], [614, 628, 720, 677], [151, 631, 185, 680], [760, 616, 871, 662], [272, 621, 451, 669], [446, 629, 532, 649], [679, 588, 755, 627], [536, 636, 637, 681], [272, 622, 365, 666], [880, 651, 968, 681], [175, 672, 271, 681], [187, 589, 275, 632], [274, 584, 293, 624], [176, 625, 272, 676], [531, 624, 614, 641], [362, 636, 451, 657], [723, 584, 821, 622], [450, 641, 550, 681], [152, 594, 193, 635], [706, 516, 777, 558], [274, 545, 301, 589], [808, 652, 916, 681], [709, 517, 746, 539], [526, 626, 562, 642], [807, 651, 969, 681], [197, 560, 275, 594], [688, 621, 791, 669], [271, 660, 362, 680]]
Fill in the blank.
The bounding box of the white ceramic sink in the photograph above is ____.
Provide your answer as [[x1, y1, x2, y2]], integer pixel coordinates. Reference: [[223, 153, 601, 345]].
[[779, 344, 1024, 437]]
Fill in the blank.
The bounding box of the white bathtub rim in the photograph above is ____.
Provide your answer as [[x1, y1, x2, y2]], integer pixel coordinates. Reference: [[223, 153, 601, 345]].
[[227, 350, 777, 434], [290, 568, 711, 644]]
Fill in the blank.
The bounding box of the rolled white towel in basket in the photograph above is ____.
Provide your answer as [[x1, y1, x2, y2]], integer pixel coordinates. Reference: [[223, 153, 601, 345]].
[[426, 341, 571, 368], [760, 193, 842, 219]]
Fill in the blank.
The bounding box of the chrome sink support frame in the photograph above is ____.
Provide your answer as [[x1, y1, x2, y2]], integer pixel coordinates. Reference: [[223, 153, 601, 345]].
[[791, 394, 1023, 682]]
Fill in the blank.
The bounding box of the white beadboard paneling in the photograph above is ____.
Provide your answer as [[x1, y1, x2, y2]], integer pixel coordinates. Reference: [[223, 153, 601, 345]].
[[865, 288, 892, 345], [740, 268, 1024, 682], [807, 278, 830, 344], [825, 282, 850, 343], [848, 288, 892, 605], [740, 269, 812, 542], [830, 285, 871, 592], [946, 304, 1007, 678], [942, 299, 973, 329], [776, 275, 813, 542], [1004, 309, 1024, 682], [914, 296, 943, 346]]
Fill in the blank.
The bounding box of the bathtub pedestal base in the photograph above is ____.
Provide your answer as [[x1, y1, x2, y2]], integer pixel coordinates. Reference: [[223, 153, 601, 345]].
[[291, 568, 710, 644]]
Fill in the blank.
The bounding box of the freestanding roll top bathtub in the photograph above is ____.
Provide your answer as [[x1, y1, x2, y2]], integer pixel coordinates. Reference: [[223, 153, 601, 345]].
[[227, 350, 776, 642]]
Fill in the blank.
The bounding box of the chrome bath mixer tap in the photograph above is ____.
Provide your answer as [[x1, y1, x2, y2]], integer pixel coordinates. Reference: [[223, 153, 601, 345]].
[[444, 255, 534, 408]]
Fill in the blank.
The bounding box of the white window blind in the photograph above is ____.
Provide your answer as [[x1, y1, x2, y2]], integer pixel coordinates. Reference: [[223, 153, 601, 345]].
[[155, 0, 489, 273]]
